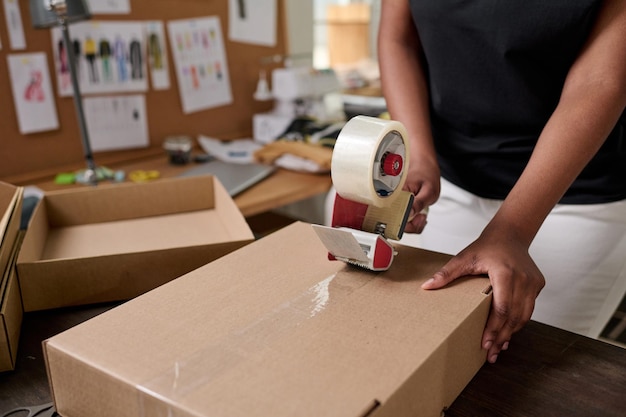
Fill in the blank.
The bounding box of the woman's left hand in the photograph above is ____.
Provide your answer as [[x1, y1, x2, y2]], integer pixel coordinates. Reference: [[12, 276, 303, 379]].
[[421, 225, 546, 363]]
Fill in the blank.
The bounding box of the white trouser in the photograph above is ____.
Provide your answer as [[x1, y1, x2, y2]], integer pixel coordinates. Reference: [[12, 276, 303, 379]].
[[325, 179, 626, 338]]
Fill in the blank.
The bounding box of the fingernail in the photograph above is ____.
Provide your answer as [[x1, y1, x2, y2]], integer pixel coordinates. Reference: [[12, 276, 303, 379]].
[[489, 354, 498, 364], [421, 278, 434, 288], [502, 341, 509, 351], [483, 340, 492, 350]]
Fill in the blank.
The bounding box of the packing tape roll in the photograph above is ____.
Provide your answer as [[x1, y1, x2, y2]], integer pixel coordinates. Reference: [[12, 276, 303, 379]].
[[331, 116, 409, 207]]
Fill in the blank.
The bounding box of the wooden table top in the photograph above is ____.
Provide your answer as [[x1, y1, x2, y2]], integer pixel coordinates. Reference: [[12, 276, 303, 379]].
[[447, 321, 626, 417]]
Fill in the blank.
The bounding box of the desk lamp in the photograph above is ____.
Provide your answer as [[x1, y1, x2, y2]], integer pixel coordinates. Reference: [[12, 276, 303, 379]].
[[30, 0, 100, 185]]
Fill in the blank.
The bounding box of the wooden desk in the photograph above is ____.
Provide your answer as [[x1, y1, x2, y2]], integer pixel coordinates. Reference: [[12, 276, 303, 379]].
[[447, 323, 626, 417], [1, 307, 625, 416], [28, 154, 332, 218]]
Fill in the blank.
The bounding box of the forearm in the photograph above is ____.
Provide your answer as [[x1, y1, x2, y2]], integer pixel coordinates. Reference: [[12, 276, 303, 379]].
[[489, 0, 626, 246], [378, 1, 436, 163], [491, 97, 623, 247]]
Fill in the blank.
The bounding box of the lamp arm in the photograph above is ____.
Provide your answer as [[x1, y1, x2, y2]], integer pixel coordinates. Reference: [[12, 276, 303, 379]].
[[61, 21, 96, 173]]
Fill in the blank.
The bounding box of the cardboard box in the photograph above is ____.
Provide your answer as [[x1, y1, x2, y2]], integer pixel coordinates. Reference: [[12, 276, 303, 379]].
[[18, 175, 254, 312], [0, 232, 24, 372], [44, 221, 492, 417], [0, 182, 22, 282], [0, 181, 24, 372]]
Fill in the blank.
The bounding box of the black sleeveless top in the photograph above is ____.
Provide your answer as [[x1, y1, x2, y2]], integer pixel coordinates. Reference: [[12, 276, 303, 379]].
[[409, 0, 626, 203]]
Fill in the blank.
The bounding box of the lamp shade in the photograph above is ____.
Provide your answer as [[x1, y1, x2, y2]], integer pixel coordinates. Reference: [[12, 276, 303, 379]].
[[29, 0, 91, 28]]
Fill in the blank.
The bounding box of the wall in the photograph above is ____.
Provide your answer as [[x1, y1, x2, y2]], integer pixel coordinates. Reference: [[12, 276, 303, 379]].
[[283, 0, 313, 65], [0, 0, 287, 184]]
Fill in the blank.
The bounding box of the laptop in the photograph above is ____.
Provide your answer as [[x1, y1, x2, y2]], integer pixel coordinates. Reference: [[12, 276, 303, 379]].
[[178, 159, 276, 196]]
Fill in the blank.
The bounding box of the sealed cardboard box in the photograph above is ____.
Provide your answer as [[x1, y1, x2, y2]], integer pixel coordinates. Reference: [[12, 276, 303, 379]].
[[18, 175, 254, 312], [44, 221, 492, 417], [0, 181, 24, 372]]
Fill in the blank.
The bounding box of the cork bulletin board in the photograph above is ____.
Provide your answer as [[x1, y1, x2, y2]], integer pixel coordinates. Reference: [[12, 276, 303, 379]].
[[0, 0, 286, 184]]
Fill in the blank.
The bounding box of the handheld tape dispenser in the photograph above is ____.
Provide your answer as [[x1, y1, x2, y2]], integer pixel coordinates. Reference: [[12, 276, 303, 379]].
[[313, 116, 414, 271]]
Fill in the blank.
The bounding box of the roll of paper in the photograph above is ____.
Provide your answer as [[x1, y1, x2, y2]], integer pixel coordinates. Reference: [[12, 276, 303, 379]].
[[331, 116, 409, 207]]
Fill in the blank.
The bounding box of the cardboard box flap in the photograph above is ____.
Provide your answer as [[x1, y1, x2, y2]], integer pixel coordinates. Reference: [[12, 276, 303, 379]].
[[0, 181, 19, 212], [43, 175, 218, 227], [45, 222, 491, 417], [15, 197, 48, 264]]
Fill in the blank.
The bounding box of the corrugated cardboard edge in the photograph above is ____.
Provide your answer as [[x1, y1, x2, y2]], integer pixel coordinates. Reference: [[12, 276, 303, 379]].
[[0, 182, 24, 372], [0, 184, 23, 284], [0, 231, 26, 372]]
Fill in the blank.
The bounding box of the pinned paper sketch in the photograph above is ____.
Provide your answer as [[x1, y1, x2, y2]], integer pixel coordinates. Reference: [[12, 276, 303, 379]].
[[168, 16, 233, 113], [83, 95, 149, 152], [86, 0, 130, 14], [3, 0, 26, 49], [228, 0, 276, 46], [51, 21, 148, 96], [7, 53, 59, 134], [145, 21, 170, 90]]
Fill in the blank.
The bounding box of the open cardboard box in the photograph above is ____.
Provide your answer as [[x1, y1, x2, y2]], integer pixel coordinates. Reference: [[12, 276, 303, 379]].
[[0, 182, 24, 372], [44, 221, 492, 417], [17, 175, 254, 312]]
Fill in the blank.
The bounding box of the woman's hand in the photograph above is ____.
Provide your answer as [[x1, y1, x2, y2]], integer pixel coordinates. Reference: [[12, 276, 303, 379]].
[[421, 223, 546, 363], [403, 152, 440, 234]]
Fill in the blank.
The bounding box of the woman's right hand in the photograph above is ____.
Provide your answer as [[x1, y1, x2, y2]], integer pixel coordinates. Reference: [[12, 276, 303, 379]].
[[403, 151, 441, 234]]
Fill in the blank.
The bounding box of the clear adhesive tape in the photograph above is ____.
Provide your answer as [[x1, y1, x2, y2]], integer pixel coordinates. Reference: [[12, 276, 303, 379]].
[[331, 115, 410, 207]]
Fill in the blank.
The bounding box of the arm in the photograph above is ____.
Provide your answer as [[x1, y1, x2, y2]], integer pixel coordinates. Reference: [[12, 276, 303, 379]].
[[378, 0, 440, 233], [423, 0, 626, 362]]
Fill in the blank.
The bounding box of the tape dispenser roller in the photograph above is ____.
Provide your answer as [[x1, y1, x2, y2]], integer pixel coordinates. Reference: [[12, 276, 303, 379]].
[[313, 115, 414, 271]]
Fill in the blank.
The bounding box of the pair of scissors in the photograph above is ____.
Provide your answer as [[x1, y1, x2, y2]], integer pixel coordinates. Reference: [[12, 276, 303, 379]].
[[2, 402, 58, 417], [128, 170, 160, 183]]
